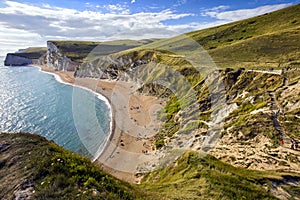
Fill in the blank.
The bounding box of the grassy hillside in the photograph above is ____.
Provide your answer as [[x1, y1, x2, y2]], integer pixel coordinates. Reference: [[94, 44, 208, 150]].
[[209, 28, 300, 68], [1, 133, 299, 199], [123, 4, 300, 69], [141, 152, 300, 200], [187, 4, 300, 50], [0, 133, 137, 199], [188, 4, 300, 68], [98, 4, 300, 149], [50, 39, 158, 63], [21, 47, 47, 54], [49, 5, 300, 68]]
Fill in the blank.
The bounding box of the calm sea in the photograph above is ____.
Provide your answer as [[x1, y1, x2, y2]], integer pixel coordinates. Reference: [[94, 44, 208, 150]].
[[0, 57, 111, 160]]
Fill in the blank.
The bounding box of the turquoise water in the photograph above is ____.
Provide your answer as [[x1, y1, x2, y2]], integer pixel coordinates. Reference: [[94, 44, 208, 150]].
[[0, 58, 111, 159]]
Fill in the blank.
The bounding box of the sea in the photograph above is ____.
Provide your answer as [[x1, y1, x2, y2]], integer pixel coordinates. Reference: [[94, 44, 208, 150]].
[[0, 56, 111, 160]]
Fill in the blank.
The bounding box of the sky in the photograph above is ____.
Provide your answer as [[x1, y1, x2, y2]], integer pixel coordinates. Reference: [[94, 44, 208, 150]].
[[0, 0, 299, 55]]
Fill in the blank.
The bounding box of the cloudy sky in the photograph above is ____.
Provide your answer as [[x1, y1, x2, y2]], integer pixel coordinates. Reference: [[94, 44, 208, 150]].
[[0, 0, 299, 55]]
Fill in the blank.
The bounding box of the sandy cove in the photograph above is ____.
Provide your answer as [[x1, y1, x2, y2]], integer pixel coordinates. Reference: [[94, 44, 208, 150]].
[[40, 66, 164, 183]]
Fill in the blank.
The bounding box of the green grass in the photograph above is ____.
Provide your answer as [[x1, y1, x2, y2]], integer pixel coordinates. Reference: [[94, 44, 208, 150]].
[[187, 4, 300, 47], [49, 39, 157, 62], [6, 46, 47, 60], [0, 133, 137, 200], [22, 47, 47, 54], [209, 28, 300, 69], [1, 133, 300, 199], [120, 4, 300, 69], [140, 151, 300, 200]]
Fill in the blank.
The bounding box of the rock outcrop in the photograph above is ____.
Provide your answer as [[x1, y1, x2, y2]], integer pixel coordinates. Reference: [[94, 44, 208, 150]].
[[4, 53, 33, 66], [75, 50, 154, 80], [4, 49, 46, 66], [45, 41, 78, 71]]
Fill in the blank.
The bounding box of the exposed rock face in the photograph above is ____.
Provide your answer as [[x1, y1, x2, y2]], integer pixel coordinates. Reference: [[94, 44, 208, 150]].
[[13, 179, 35, 200], [46, 41, 78, 71], [75, 51, 153, 81], [4, 54, 33, 66]]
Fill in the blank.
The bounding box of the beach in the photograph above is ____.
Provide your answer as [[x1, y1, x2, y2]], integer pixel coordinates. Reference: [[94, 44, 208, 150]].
[[39, 66, 164, 183]]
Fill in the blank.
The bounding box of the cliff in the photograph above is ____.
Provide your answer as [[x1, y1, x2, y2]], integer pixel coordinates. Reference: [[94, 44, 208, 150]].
[[43, 39, 157, 72], [45, 41, 79, 71], [4, 48, 47, 66], [75, 50, 154, 80], [4, 53, 33, 66]]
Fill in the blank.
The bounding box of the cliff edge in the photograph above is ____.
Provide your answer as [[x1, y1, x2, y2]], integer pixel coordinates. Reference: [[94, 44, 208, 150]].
[[4, 48, 46, 66]]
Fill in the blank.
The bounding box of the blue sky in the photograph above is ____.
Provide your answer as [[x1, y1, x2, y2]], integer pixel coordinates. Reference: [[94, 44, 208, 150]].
[[0, 0, 299, 55]]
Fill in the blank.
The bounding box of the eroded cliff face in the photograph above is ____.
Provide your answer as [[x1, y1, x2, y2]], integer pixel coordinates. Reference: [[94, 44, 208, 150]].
[[75, 51, 155, 82], [4, 54, 33, 66], [46, 41, 78, 71]]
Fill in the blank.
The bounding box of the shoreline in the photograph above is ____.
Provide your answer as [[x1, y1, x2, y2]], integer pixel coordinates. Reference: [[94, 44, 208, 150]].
[[34, 65, 113, 162], [34, 65, 164, 183]]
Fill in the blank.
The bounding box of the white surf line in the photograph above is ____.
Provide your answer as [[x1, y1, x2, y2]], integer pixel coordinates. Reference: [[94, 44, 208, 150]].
[[32, 65, 113, 161]]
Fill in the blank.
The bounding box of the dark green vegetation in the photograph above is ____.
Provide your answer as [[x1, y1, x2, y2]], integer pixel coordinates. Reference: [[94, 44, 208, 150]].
[[6, 52, 42, 60], [0, 133, 136, 200], [6, 47, 47, 60], [21, 47, 47, 54], [1, 133, 300, 199]]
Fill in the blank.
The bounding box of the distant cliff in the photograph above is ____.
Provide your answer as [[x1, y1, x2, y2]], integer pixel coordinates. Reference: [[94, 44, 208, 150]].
[[43, 40, 156, 72], [4, 52, 46, 66], [4, 48, 46, 66], [4, 53, 33, 66]]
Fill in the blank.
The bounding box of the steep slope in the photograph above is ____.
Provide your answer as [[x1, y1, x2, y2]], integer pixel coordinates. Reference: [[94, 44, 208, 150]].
[[1, 133, 299, 199], [124, 4, 299, 69], [208, 27, 300, 68], [210, 69, 300, 173], [141, 152, 300, 200], [0, 133, 137, 199], [70, 4, 300, 176], [188, 4, 300, 49], [188, 4, 300, 68]]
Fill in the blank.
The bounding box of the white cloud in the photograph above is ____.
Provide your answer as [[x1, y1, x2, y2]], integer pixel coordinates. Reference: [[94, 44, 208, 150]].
[[0, 24, 45, 55], [0, 1, 294, 56], [201, 3, 292, 21], [103, 4, 130, 14], [131, 0, 136, 4], [0, 1, 194, 55]]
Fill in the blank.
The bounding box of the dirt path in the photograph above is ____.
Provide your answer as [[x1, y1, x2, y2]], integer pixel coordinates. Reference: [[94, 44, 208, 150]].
[[268, 91, 285, 143], [248, 69, 282, 75]]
